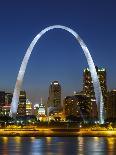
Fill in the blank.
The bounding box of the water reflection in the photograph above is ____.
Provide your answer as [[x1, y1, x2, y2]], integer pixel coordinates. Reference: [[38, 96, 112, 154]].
[[0, 137, 115, 155], [2, 137, 8, 144], [15, 137, 21, 144], [77, 137, 84, 155], [30, 137, 36, 142], [31, 137, 44, 155], [2, 137, 8, 155], [46, 137, 52, 144], [106, 137, 116, 155]]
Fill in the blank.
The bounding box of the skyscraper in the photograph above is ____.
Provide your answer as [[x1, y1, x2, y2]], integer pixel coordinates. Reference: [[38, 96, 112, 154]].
[[106, 90, 116, 122], [83, 67, 107, 119], [0, 91, 5, 115], [47, 81, 61, 112], [0, 91, 5, 106], [26, 99, 32, 116], [17, 91, 26, 116], [5, 93, 13, 105], [2, 93, 13, 116], [64, 92, 91, 121]]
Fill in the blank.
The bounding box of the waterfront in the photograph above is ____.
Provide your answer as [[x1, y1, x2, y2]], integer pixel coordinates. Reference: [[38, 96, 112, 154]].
[[0, 129, 116, 137], [0, 137, 116, 155]]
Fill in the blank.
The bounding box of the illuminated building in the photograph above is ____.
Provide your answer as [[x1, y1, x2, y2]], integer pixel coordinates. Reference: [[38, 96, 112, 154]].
[[106, 90, 116, 122], [38, 103, 44, 115], [26, 99, 32, 115], [47, 81, 61, 112], [0, 91, 5, 115], [2, 105, 11, 116], [64, 92, 91, 121], [64, 96, 78, 117], [5, 93, 13, 105], [0, 91, 5, 106], [83, 67, 107, 119], [0, 92, 12, 116], [34, 99, 46, 121], [17, 91, 26, 116], [38, 103, 45, 115], [74, 92, 91, 120], [34, 103, 39, 116], [38, 102, 46, 121]]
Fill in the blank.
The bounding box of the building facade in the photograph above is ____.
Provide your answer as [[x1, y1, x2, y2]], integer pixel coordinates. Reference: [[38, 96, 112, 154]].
[[5, 93, 13, 105], [64, 92, 91, 122], [17, 91, 26, 116], [0, 91, 6, 115], [0, 92, 13, 116], [34, 103, 39, 116], [83, 67, 107, 119], [47, 81, 61, 112], [0, 91, 5, 106], [38, 103, 45, 116], [106, 90, 116, 122], [26, 99, 32, 115]]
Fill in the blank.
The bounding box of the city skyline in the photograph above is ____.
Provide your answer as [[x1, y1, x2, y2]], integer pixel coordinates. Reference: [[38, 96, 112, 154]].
[[0, 67, 116, 122], [0, 1, 116, 103], [0, 66, 114, 104], [0, 1, 116, 154]]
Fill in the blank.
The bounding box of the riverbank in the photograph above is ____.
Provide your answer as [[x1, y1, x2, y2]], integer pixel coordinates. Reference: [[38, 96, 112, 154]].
[[0, 129, 116, 137]]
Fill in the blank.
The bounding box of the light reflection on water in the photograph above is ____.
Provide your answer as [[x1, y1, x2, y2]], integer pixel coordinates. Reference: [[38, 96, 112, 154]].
[[0, 137, 116, 155]]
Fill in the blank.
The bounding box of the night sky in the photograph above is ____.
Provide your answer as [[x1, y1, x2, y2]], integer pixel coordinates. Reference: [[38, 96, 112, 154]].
[[0, 0, 116, 103]]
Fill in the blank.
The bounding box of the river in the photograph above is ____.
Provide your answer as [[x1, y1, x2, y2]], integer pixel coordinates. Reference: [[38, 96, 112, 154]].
[[0, 137, 116, 155]]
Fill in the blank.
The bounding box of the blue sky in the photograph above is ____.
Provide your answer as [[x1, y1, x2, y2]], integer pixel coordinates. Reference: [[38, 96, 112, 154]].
[[0, 0, 116, 103]]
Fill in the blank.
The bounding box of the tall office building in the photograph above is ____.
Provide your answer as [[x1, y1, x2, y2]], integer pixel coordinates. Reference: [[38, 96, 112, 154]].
[[17, 91, 26, 116], [106, 90, 116, 122], [5, 93, 13, 105], [64, 92, 91, 121], [0, 91, 5, 115], [0, 91, 5, 106], [64, 96, 76, 116], [2, 93, 13, 116], [83, 67, 107, 119], [48, 81, 61, 112], [26, 99, 32, 115]]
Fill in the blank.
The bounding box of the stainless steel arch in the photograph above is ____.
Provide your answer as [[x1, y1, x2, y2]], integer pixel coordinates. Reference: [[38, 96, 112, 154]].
[[10, 25, 104, 124]]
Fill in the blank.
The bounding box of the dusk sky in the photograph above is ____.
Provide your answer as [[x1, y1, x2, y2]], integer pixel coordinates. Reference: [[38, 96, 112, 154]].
[[0, 0, 116, 103]]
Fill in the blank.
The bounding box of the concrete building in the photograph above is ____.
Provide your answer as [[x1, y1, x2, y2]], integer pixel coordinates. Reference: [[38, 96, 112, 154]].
[[0, 91, 12, 116], [64, 92, 91, 122], [26, 99, 32, 115], [83, 67, 107, 119], [47, 81, 61, 112], [106, 90, 116, 122], [34, 103, 39, 116], [17, 91, 26, 116], [0, 91, 5, 106]]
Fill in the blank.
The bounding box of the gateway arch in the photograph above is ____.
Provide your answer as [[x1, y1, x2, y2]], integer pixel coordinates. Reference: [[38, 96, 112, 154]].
[[10, 25, 104, 124]]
